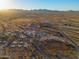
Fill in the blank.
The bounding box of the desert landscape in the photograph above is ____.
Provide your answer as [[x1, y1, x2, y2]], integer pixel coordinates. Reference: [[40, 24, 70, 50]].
[[0, 9, 79, 59]]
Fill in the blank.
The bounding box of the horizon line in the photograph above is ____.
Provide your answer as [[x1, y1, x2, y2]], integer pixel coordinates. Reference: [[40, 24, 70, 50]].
[[0, 8, 79, 11]]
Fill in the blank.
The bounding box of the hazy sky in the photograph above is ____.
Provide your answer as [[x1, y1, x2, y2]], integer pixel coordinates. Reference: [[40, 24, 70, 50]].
[[8, 0, 79, 10]]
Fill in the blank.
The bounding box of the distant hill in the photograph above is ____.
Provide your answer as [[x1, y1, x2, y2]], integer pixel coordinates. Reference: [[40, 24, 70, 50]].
[[0, 9, 79, 21]]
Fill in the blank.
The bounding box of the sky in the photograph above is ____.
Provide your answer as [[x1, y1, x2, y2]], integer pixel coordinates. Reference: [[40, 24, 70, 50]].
[[1, 0, 79, 11]]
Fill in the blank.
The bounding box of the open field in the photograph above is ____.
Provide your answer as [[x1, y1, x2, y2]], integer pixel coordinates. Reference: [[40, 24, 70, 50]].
[[0, 9, 79, 59]]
